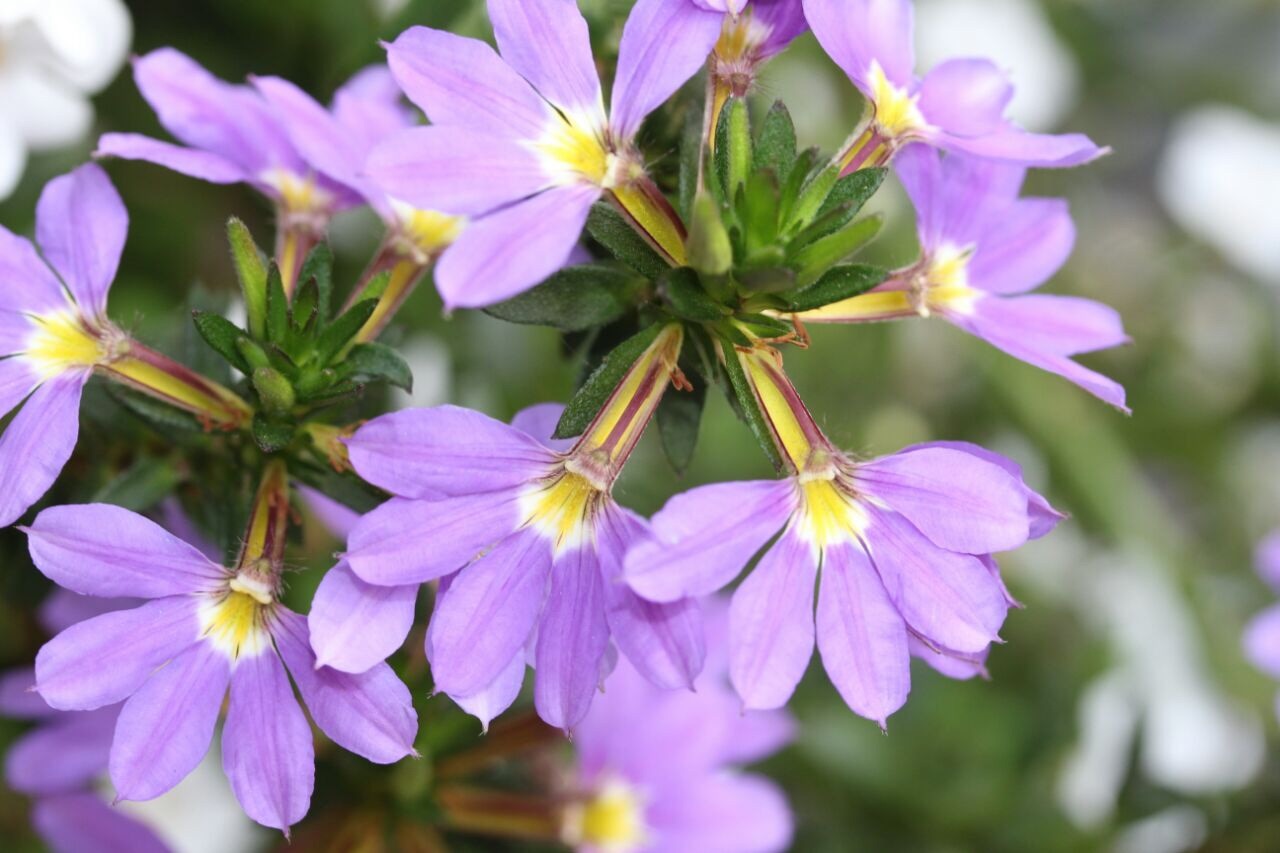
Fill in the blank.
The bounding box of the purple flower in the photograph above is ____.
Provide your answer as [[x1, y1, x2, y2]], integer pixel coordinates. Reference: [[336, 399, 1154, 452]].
[[798, 145, 1129, 411], [564, 602, 793, 853], [803, 0, 1106, 171], [625, 345, 1058, 725], [323, 326, 705, 731], [1, 591, 170, 853], [95, 49, 360, 287], [1244, 530, 1280, 722], [0, 164, 250, 528], [701, 0, 808, 66], [25, 502, 418, 835], [367, 0, 725, 309]]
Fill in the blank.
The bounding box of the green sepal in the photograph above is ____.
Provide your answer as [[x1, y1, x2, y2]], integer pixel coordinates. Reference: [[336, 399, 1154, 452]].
[[192, 311, 252, 375], [236, 337, 271, 371], [265, 263, 289, 345], [656, 358, 706, 475], [717, 338, 784, 471], [291, 278, 320, 335], [484, 264, 644, 332], [791, 215, 884, 287], [92, 457, 183, 511], [297, 243, 334, 322], [341, 342, 414, 392], [554, 322, 667, 440], [783, 264, 888, 312], [686, 194, 733, 277], [227, 218, 268, 339], [251, 414, 294, 453], [738, 170, 781, 261], [108, 385, 204, 433], [817, 167, 887, 225], [753, 101, 798, 180], [314, 299, 378, 367], [783, 164, 841, 237], [662, 267, 727, 323], [735, 313, 795, 339], [586, 203, 669, 279], [347, 269, 393, 306], [677, 104, 704, 220], [714, 97, 751, 200], [252, 367, 296, 417], [777, 148, 821, 227]]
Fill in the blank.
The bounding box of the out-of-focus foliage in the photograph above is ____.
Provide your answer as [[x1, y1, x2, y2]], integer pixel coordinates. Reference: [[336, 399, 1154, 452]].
[[3, 1, 1280, 851]]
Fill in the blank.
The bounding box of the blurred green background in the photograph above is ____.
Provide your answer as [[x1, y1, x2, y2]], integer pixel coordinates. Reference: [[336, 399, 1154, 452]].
[[3, 0, 1280, 850]]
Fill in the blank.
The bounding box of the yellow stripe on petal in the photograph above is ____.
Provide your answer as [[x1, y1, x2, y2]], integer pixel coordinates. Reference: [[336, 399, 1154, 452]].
[[563, 778, 649, 853], [867, 60, 928, 139], [23, 311, 104, 379], [797, 478, 868, 549], [796, 290, 916, 323], [536, 114, 611, 187], [200, 591, 270, 661], [520, 471, 601, 554]]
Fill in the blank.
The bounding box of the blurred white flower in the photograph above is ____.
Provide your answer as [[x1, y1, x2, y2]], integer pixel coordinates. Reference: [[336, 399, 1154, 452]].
[[0, 0, 131, 198], [1158, 106, 1280, 284], [393, 334, 452, 409], [915, 0, 1082, 131], [117, 748, 260, 853]]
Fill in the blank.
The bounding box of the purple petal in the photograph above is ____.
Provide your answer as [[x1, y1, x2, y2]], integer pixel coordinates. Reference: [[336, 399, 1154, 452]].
[[918, 59, 1013, 139], [32, 793, 169, 853], [0, 356, 38, 418], [26, 504, 225, 599], [110, 640, 230, 802], [250, 75, 367, 198], [347, 405, 558, 499], [1244, 605, 1280, 679], [610, 0, 724, 140], [489, 0, 603, 118], [625, 480, 796, 603], [5, 707, 117, 794], [900, 441, 1062, 540], [965, 294, 1129, 357], [95, 133, 249, 184], [156, 499, 220, 561], [384, 27, 549, 138], [716, 706, 797, 767], [129, 48, 298, 176], [894, 144, 1024, 252], [0, 225, 72, 315], [35, 163, 126, 318], [599, 507, 705, 690], [429, 528, 552, 698], [864, 509, 1008, 655], [0, 667, 55, 719], [937, 125, 1108, 168], [950, 300, 1129, 411], [39, 590, 142, 636], [534, 545, 610, 730], [365, 125, 549, 216], [36, 596, 200, 711], [434, 183, 600, 310], [510, 402, 574, 452], [308, 562, 416, 673], [729, 530, 817, 710], [754, 0, 811, 59], [648, 772, 794, 853], [910, 636, 988, 681], [223, 650, 314, 833], [273, 609, 417, 764], [332, 65, 416, 150], [968, 198, 1075, 295], [815, 542, 910, 726], [296, 484, 361, 542], [855, 446, 1033, 553], [450, 649, 526, 731], [0, 374, 87, 528], [1257, 531, 1280, 592], [803, 0, 915, 90], [345, 492, 522, 587]]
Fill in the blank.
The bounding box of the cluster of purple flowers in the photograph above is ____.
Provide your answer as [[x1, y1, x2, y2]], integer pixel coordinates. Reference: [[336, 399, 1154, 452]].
[[0, 0, 1134, 848]]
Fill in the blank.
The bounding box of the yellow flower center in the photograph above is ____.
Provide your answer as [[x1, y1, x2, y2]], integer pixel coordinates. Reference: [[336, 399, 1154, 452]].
[[391, 201, 466, 259], [797, 476, 868, 549], [260, 168, 336, 224], [200, 590, 270, 661], [566, 779, 648, 853], [23, 310, 105, 379], [919, 244, 979, 317], [520, 470, 602, 554], [535, 114, 614, 187], [867, 60, 928, 139]]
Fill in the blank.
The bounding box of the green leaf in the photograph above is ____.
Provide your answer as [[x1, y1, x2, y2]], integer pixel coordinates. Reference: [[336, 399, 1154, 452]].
[[818, 167, 887, 222], [298, 243, 334, 321], [686, 194, 733, 277], [754, 101, 797, 180], [315, 299, 378, 367], [784, 264, 888, 312], [555, 323, 666, 439], [252, 415, 294, 453], [586, 203, 669, 279], [227, 218, 267, 339], [265, 263, 289, 345], [662, 268, 727, 323], [677, 104, 704, 220], [347, 269, 393, 306], [657, 362, 706, 475], [718, 340, 783, 470], [92, 457, 183, 511], [484, 264, 643, 331], [342, 342, 414, 392], [738, 170, 781, 258], [791, 215, 884, 286], [777, 147, 820, 229], [108, 385, 204, 433], [783, 164, 841, 236], [291, 278, 319, 334], [192, 311, 252, 375], [735, 313, 795, 339], [714, 97, 751, 200], [251, 367, 296, 417]]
